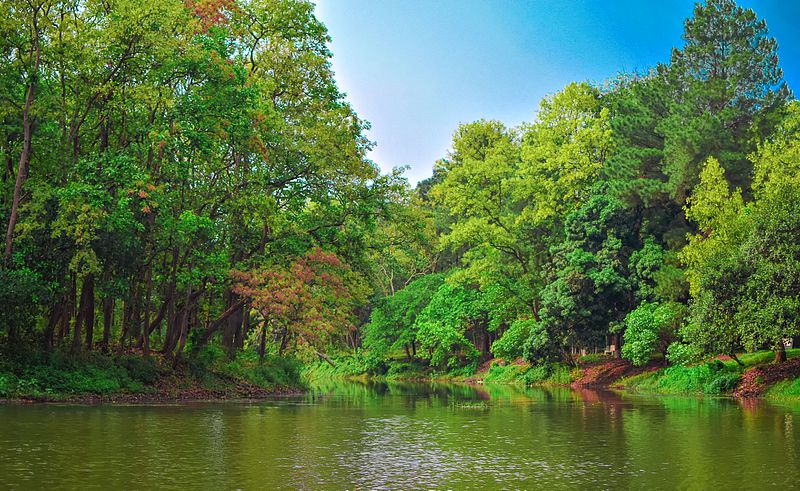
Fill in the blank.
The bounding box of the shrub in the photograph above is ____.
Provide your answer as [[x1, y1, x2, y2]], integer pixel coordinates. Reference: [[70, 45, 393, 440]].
[[118, 355, 161, 385], [491, 320, 534, 360], [704, 371, 741, 394], [666, 342, 704, 366], [0, 373, 16, 397]]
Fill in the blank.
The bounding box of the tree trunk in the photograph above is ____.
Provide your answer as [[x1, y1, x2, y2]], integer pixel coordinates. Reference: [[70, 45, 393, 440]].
[[221, 290, 242, 358], [101, 296, 114, 351], [130, 286, 141, 348], [532, 299, 541, 322], [259, 320, 268, 361], [236, 304, 250, 350], [4, 7, 42, 262], [194, 299, 245, 350], [730, 352, 745, 367], [83, 274, 95, 351], [142, 266, 153, 356], [43, 303, 60, 349], [775, 344, 787, 363], [117, 300, 131, 354], [73, 274, 94, 353], [169, 287, 193, 362], [59, 275, 76, 342]]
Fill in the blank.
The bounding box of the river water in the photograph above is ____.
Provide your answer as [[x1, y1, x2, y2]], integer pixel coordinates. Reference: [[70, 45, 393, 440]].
[[2, 381, 800, 489]]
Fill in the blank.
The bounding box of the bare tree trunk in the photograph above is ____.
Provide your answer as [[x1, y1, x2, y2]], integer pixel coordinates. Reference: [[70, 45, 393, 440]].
[[221, 289, 238, 356], [83, 274, 95, 351], [259, 320, 268, 361], [174, 300, 192, 363], [58, 281, 75, 342], [142, 267, 153, 356], [101, 296, 113, 351], [117, 300, 131, 354], [236, 304, 250, 350], [43, 303, 60, 349], [73, 274, 94, 353]]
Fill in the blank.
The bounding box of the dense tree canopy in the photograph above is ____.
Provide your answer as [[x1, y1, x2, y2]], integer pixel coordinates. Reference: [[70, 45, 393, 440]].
[[359, 0, 797, 373], [2, 0, 799, 382]]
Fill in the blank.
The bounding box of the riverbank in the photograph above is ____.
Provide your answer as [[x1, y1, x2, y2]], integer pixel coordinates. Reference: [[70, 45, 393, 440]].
[[305, 349, 800, 401], [0, 349, 305, 403], [7, 347, 800, 403]]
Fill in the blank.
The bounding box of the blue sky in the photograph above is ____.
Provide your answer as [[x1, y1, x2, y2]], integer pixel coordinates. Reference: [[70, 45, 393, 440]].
[[314, 1, 800, 185]]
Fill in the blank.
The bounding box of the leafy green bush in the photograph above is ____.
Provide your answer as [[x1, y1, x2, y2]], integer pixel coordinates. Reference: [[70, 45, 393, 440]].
[[190, 344, 227, 376], [385, 360, 429, 378], [703, 371, 741, 394], [0, 373, 16, 397], [483, 363, 527, 384], [666, 342, 705, 366], [622, 359, 742, 394], [519, 363, 574, 386], [238, 356, 303, 388], [522, 365, 550, 384], [20, 363, 126, 394], [622, 302, 685, 366], [118, 355, 161, 385], [491, 320, 534, 360]]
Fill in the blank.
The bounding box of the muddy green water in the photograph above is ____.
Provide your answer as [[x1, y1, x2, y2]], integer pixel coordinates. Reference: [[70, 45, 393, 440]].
[[2, 382, 800, 489]]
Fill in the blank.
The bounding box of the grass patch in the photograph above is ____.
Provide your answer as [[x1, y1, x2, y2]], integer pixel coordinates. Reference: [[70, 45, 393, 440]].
[[620, 360, 741, 395], [190, 346, 304, 391], [0, 351, 163, 397], [519, 363, 577, 386], [0, 346, 304, 399], [483, 363, 528, 384], [766, 378, 800, 400], [577, 353, 612, 364], [724, 349, 800, 368]]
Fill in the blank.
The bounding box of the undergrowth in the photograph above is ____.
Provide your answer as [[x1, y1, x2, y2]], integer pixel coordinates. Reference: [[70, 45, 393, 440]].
[[0, 345, 303, 398]]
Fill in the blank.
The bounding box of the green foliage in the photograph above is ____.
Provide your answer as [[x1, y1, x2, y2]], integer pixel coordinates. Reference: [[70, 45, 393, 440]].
[[666, 342, 705, 366], [415, 283, 481, 370], [491, 319, 534, 360], [577, 353, 611, 364], [302, 352, 374, 382], [519, 363, 575, 386], [524, 191, 637, 363], [190, 345, 303, 390], [0, 351, 164, 396], [622, 301, 685, 366], [766, 378, 800, 400], [483, 362, 528, 384], [362, 274, 445, 362], [622, 360, 742, 395], [0, 0, 397, 386], [1, 0, 797, 389]]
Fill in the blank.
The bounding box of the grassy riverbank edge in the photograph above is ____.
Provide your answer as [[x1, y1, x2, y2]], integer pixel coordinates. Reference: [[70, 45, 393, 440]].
[[0, 348, 306, 403], [303, 349, 800, 402], [7, 348, 800, 403]]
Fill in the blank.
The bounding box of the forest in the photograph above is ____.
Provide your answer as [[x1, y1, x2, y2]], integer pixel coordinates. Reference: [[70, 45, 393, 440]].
[[1, 0, 799, 398]]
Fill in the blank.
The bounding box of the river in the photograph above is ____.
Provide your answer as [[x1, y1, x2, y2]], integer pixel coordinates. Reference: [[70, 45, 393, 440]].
[[2, 381, 799, 489]]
